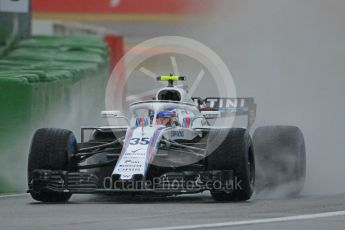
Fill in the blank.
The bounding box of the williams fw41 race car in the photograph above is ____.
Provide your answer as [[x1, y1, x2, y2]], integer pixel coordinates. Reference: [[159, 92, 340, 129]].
[[27, 76, 306, 202]]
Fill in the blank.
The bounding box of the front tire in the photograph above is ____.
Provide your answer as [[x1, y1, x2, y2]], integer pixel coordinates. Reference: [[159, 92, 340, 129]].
[[28, 128, 78, 202], [207, 128, 255, 202]]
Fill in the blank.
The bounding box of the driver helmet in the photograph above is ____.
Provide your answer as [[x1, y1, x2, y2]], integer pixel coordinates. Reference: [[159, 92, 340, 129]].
[[156, 109, 176, 126]]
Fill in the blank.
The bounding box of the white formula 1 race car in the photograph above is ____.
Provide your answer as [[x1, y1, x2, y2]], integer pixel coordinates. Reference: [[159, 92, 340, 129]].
[[27, 76, 306, 202]]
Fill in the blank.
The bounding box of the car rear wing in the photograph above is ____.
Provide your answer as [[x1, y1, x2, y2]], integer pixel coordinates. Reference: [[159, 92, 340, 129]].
[[192, 97, 257, 129]]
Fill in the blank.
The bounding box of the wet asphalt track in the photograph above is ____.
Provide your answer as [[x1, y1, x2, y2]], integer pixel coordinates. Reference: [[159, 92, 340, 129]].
[[1, 192, 345, 230]]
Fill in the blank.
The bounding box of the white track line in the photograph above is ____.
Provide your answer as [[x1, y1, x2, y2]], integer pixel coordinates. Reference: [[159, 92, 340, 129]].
[[134, 210, 345, 230], [0, 193, 27, 199]]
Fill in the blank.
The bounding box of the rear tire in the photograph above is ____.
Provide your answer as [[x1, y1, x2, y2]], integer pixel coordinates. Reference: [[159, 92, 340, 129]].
[[28, 128, 78, 202], [207, 128, 255, 202], [253, 125, 306, 197]]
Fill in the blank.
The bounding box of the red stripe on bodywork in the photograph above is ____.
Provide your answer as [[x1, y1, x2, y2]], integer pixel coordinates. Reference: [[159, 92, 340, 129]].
[[148, 128, 161, 164], [186, 117, 191, 128]]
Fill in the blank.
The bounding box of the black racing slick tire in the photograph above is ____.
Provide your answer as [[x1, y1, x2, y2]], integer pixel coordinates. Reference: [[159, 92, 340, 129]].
[[28, 128, 78, 202], [253, 125, 306, 197], [207, 128, 255, 202]]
